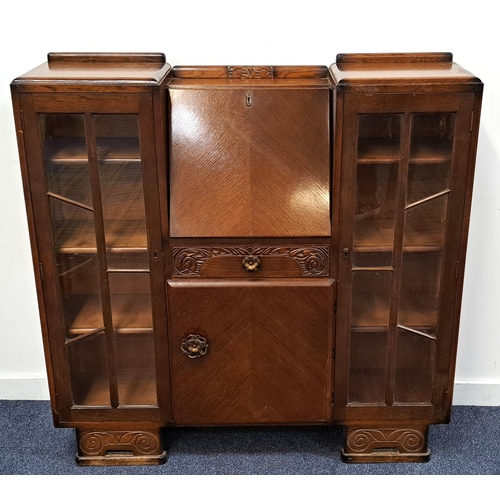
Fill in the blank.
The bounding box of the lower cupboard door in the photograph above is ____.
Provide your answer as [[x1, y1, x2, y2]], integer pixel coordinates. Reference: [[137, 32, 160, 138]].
[[167, 281, 334, 425]]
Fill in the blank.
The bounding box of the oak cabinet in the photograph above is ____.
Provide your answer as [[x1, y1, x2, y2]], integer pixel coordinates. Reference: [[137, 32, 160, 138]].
[[331, 54, 482, 461], [12, 55, 172, 464], [11, 52, 482, 465]]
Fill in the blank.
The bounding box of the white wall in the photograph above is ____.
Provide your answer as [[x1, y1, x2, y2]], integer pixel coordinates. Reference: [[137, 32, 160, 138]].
[[0, 0, 498, 404]]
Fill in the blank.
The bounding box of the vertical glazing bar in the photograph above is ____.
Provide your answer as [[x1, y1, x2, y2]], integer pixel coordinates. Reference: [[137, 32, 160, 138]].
[[84, 113, 119, 408], [385, 112, 412, 406]]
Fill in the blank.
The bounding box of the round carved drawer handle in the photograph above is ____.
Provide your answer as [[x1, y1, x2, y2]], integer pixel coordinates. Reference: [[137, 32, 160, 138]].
[[181, 334, 208, 359], [242, 255, 261, 272]]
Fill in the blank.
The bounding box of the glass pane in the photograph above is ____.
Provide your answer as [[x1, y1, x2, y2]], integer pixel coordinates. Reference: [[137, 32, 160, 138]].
[[408, 113, 454, 207], [408, 162, 451, 206], [108, 272, 156, 405], [106, 252, 150, 271], [67, 332, 110, 406], [39, 114, 91, 207], [116, 333, 157, 406], [95, 115, 148, 260], [403, 194, 449, 250], [354, 114, 401, 267], [353, 251, 395, 269], [357, 114, 402, 159], [349, 271, 392, 403], [94, 114, 141, 161], [108, 273, 153, 332], [351, 271, 392, 329], [39, 114, 109, 407], [400, 252, 443, 333], [49, 197, 97, 254], [349, 331, 387, 404], [394, 328, 436, 403], [393, 114, 452, 405], [410, 113, 455, 162], [354, 163, 398, 266], [49, 195, 103, 341], [55, 254, 103, 338]]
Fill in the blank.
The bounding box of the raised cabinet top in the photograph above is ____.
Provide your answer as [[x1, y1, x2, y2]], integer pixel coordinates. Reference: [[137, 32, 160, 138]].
[[169, 65, 331, 88], [330, 52, 482, 89], [12, 52, 483, 91], [11, 53, 172, 90]]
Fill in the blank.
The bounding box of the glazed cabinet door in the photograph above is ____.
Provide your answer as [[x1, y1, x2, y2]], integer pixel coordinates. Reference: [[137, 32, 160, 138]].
[[19, 93, 169, 423], [168, 280, 334, 425], [335, 92, 476, 421]]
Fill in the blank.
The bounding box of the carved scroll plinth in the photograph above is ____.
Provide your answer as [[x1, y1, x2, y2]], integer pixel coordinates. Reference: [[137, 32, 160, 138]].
[[341, 426, 430, 463], [228, 66, 273, 79], [76, 429, 166, 466], [172, 245, 329, 277]]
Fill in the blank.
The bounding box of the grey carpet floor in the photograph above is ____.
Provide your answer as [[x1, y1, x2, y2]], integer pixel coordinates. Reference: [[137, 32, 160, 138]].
[[1, 401, 499, 474]]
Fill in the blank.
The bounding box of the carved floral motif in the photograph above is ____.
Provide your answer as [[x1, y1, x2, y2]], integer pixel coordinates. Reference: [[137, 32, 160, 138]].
[[228, 66, 273, 79], [172, 246, 329, 276]]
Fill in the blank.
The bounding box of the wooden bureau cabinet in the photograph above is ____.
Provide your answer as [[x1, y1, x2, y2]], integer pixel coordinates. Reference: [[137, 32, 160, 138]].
[[11, 52, 483, 465]]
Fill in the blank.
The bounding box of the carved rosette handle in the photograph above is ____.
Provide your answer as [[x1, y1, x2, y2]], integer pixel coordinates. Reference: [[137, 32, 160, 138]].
[[181, 334, 208, 359], [242, 255, 261, 272]]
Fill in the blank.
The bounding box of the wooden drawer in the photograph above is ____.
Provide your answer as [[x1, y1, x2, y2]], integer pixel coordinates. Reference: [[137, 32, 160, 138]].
[[171, 244, 330, 278]]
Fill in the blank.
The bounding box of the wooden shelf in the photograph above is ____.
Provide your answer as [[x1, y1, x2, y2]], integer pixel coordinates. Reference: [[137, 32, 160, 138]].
[[410, 138, 453, 164], [357, 138, 400, 163], [357, 138, 452, 164], [63, 294, 152, 335], [44, 137, 141, 163], [71, 369, 158, 407], [354, 218, 445, 252], [348, 368, 433, 404], [351, 292, 437, 330], [52, 219, 147, 253]]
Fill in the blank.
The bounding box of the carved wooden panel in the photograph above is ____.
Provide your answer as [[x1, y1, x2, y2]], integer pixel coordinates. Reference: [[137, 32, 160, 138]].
[[77, 429, 163, 456], [342, 426, 430, 462], [228, 66, 273, 79], [345, 428, 427, 454], [172, 245, 330, 278], [168, 281, 333, 425], [169, 88, 330, 237]]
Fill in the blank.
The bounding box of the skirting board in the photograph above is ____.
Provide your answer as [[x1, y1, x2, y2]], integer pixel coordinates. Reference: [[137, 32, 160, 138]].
[[452, 381, 500, 406], [0, 376, 50, 400], [1, 377, 500, 405]]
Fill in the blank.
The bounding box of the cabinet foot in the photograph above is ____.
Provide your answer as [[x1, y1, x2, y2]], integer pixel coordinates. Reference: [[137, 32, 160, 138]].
[[341, 425, 430, 463], [75, 428, 166, 466]]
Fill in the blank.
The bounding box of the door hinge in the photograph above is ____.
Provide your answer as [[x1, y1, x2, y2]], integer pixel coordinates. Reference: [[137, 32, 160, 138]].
[[20, 110, 26, 131], [470, 111, 475, 132], [456, 260, 460, 279], [39, 262, 44, 281]]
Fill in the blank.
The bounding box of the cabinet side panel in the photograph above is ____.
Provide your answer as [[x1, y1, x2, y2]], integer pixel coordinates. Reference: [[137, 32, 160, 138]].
[[12, 88, 60, 422]]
